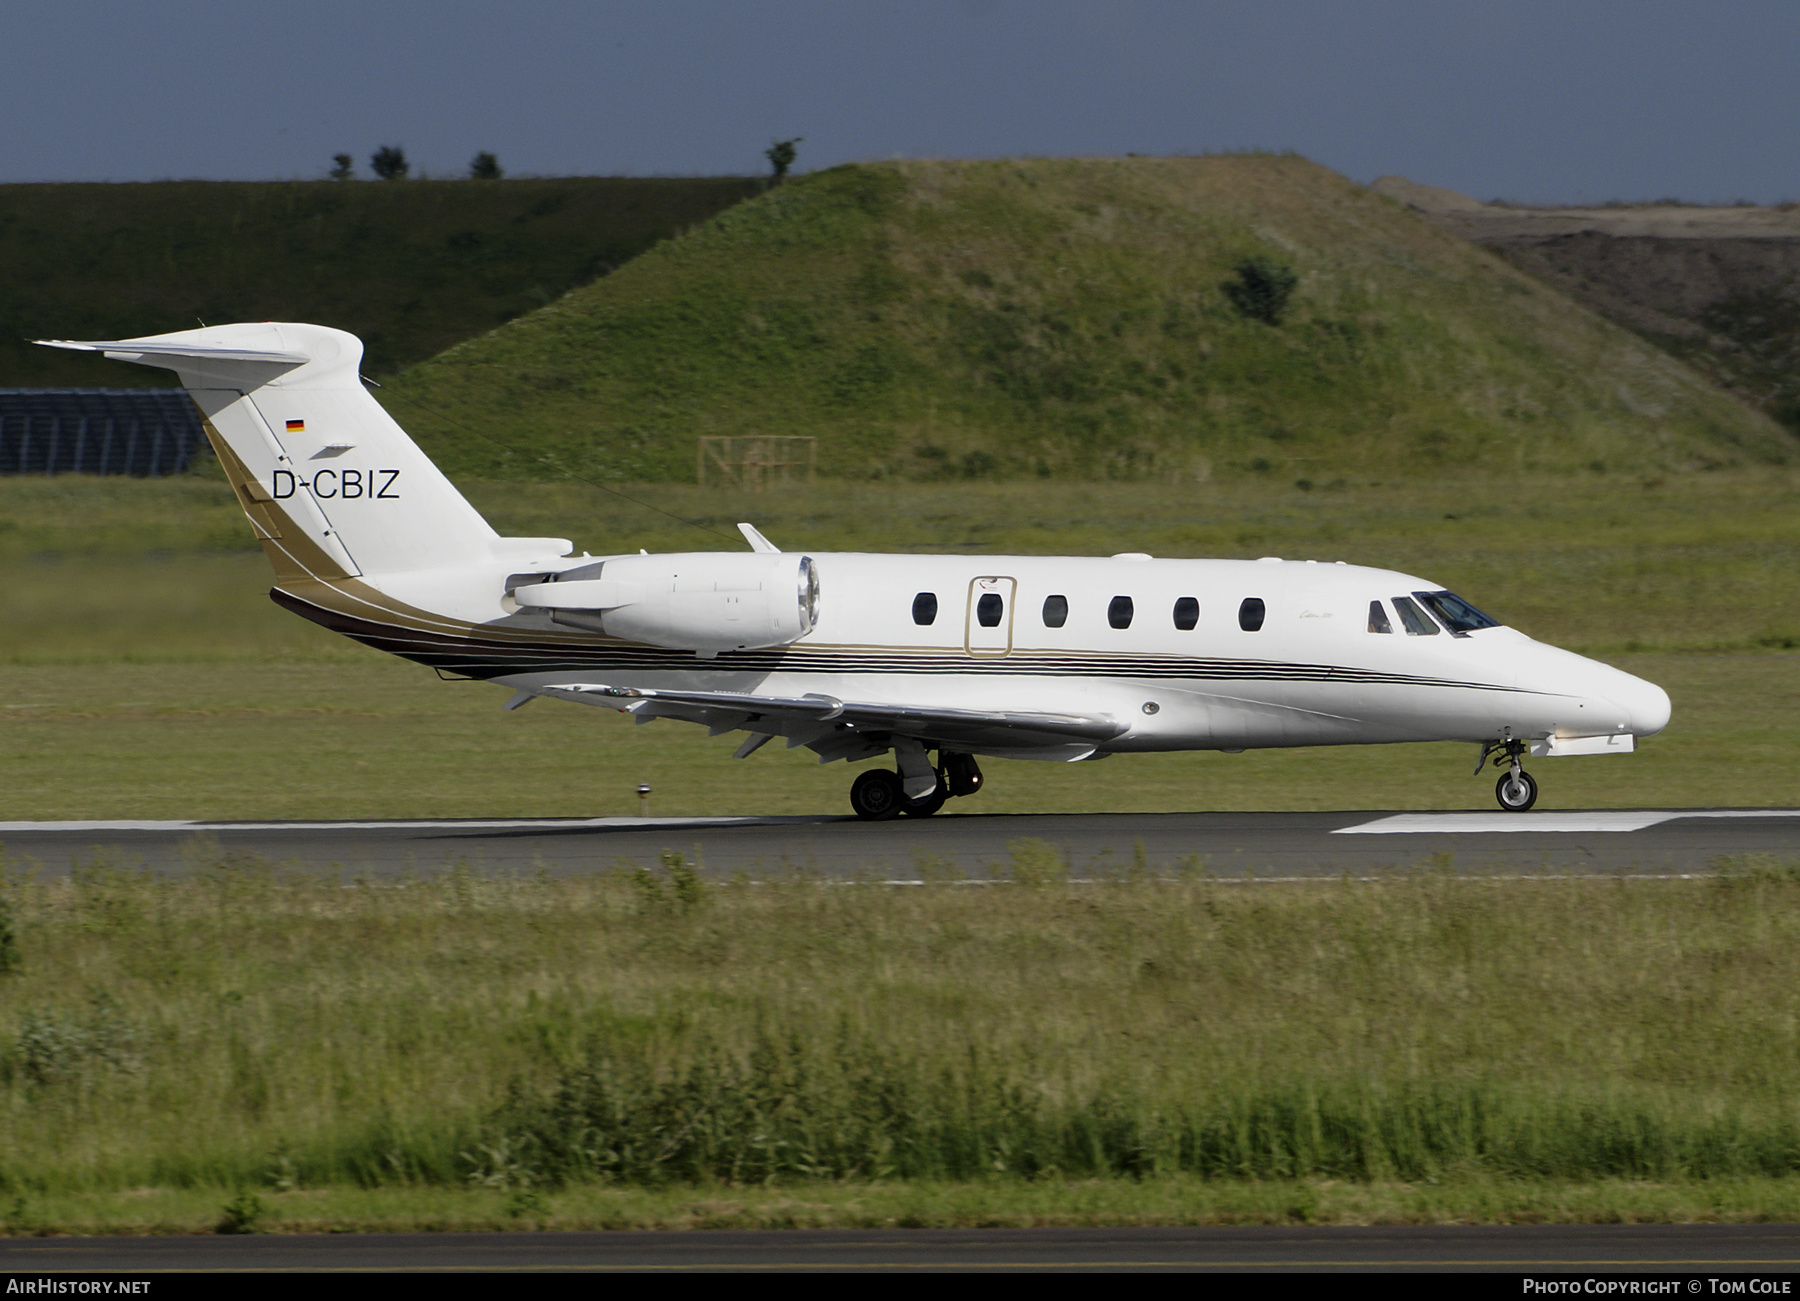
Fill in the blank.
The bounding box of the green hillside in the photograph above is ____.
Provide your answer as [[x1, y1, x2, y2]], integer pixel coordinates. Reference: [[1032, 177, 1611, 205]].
[[381, 155, 1794, 483], [0, 177, 761, 386]]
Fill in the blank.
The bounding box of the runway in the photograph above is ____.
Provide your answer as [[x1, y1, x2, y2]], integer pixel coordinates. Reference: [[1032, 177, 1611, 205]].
[[2, 808, 1797, 877], [4, 1223, 1800, 1271]]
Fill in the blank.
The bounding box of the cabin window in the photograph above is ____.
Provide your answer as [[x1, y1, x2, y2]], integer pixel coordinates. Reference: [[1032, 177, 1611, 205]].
[[1392, 596, 1440, 636], [1415, 590, 1501, 635], [1042, 594, 1069, 627], [1239, 597, 1265, 632], [1108, 596, 1134, 629], [976, 592, 1005, 628], [1173, 596, 1199, 630], [912, 592, 938, 626], [1368, 600, 1393, 634]]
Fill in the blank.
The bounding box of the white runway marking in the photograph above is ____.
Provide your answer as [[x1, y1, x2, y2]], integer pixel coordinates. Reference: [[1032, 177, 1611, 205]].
[[1336, 810, 1800, 835], [0, 817, 782, 834]]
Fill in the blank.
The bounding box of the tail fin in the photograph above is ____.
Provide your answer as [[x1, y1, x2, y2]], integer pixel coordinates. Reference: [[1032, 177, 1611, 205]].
[[38, 323, 568, 582]]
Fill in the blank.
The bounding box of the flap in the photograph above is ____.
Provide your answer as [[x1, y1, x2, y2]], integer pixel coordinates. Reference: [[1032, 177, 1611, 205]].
[[540, 682, 1126, 746]]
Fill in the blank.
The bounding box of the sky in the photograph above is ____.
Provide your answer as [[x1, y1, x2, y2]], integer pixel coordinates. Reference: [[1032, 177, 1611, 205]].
[[5, 0, 1797, 204]]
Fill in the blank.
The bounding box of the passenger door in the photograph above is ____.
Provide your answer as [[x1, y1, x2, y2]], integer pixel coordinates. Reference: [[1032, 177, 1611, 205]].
[[964, 576, 1017, 657]]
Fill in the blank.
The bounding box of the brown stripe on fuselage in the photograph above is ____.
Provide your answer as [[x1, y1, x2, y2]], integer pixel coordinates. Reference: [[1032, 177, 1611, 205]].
[[269, 584, 1534, 693]]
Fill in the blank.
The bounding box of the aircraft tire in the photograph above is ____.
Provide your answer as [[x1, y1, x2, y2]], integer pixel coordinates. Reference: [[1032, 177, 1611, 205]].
[[850, 769, 905, 821], [901, 785, 948, 818], [1494, 770, 1539, 812]]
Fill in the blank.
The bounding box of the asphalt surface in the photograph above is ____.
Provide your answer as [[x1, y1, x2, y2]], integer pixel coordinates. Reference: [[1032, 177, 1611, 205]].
[[4, 1224, 1800, 1272], [1, 808, 1797, 877]]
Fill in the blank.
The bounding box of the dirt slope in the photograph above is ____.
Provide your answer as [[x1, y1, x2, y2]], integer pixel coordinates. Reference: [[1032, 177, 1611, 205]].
[[1372, 176, 1800, 427]]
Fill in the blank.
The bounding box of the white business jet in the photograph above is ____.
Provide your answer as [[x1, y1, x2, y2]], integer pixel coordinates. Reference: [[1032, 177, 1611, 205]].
[[41, 323, 1671, 818]]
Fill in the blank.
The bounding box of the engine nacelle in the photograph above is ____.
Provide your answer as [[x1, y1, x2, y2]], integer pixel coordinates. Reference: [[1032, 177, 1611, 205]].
[[513, 552, 819, 652]]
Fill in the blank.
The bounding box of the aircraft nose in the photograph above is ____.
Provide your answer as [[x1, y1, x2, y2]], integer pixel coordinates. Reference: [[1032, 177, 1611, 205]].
[[1610, 673, 1672, 738]]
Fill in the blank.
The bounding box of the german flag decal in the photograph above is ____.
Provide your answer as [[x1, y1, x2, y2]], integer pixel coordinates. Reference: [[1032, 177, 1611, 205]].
[[286, 419, 305, 433]]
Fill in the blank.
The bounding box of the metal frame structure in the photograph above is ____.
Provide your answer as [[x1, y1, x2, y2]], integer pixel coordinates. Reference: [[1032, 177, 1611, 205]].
[[695, 435, 817, 491]]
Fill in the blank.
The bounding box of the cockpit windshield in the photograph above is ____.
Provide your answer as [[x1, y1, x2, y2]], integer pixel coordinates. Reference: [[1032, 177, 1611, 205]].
[[1391, 596, 1439, 636], [1414, 590, 1502, 635]]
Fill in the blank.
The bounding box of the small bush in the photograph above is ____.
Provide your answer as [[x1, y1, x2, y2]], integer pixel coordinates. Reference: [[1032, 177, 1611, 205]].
[[662, 850, 705, 914], [328, 153, 354, 181], [461, 1139, 540, 1191], [16, 994, 141, 1084], [1222, 256, 1298, 325], [215, 1192, 266, 1235], [506, 1188, 548, 1219], [469, 152, 502, 181]]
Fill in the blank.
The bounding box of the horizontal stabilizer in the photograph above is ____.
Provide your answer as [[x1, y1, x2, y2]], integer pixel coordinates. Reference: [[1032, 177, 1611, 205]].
[[37, 338, 309, 365]]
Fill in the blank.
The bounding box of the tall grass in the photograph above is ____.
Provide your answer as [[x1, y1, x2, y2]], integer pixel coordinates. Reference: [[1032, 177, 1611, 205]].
[[3, 850, 1799, 1194]]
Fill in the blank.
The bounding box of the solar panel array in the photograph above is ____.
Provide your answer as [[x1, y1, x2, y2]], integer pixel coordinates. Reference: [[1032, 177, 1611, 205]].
[[0, 389, 207, 477]]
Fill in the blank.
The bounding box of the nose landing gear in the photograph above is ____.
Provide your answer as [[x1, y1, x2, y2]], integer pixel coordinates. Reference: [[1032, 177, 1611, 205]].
[[1477, 738, 1538, 812], [848, 750, 983, 821]]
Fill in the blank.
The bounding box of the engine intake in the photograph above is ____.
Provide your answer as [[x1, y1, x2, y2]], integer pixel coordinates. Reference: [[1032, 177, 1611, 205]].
[[513, 552, 819, 652]]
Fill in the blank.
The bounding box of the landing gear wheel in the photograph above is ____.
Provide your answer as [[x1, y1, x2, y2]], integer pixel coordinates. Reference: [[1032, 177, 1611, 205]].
[[901, 785, 947, 818], [850, 769, 904, 821], [1495, 770, 1539, 812]]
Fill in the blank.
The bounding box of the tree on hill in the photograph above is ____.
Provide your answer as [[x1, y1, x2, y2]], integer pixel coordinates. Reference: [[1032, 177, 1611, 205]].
[[329, 153, 354, 181], [1223, 256, 1298, 325], [370, 145, 409, 181], [469, 151, 502, 180], [765, 138, 803, 183]]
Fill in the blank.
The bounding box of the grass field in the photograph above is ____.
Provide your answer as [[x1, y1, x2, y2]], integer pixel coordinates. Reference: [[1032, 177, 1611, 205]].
[[1, 470, 1796, 819], [19, 1173, 1800, 1234], [4, 865, 1800, 1230], [5, 467, 1800, 658], [0, 652, 1792, 822], [1, 468, 1795, 1231]]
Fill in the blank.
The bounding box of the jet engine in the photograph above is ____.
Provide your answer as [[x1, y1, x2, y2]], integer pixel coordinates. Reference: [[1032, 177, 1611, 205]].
[[511, 553, 819, 652]]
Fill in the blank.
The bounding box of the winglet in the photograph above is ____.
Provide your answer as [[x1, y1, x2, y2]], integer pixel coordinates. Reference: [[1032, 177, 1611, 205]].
[[738, 523, 780, 553]]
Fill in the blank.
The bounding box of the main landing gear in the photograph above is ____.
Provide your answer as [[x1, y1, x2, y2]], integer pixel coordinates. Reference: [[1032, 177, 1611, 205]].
[[1477, 738, 1538, 812], [849, 751, 983, 821]]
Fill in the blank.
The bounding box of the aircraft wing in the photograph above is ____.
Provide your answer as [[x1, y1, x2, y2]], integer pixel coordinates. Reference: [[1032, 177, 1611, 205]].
[[535, 682, 1126, 761]]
